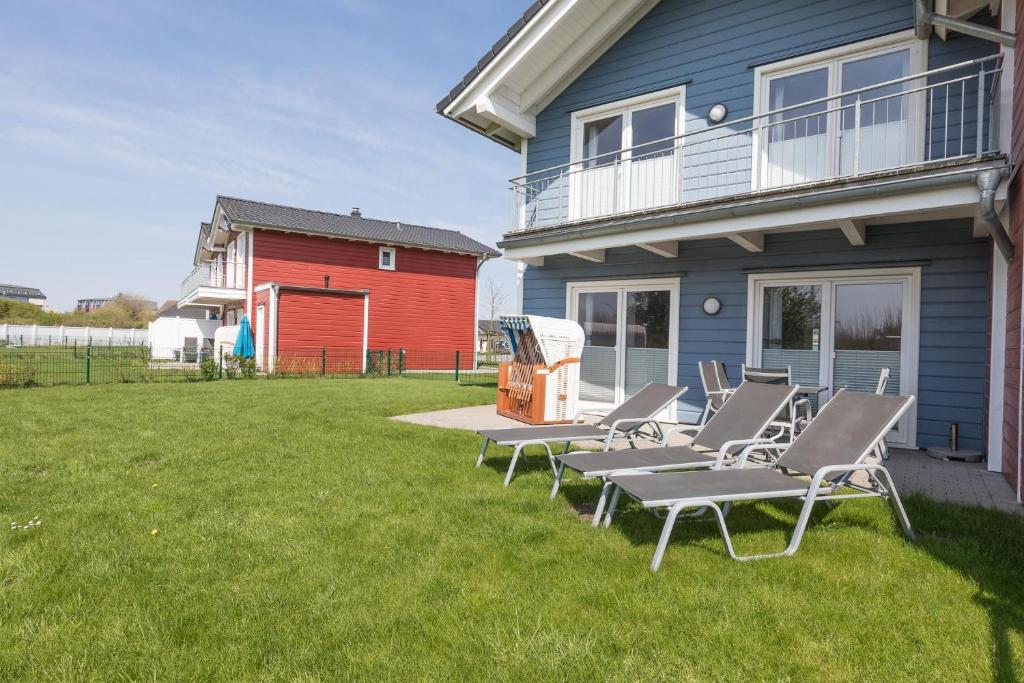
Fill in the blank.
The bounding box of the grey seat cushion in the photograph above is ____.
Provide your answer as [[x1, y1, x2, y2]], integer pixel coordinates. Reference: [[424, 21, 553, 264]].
[[478, 424, 607, 444], [556, 445, 716, 476], [608, 467, 808, 505]]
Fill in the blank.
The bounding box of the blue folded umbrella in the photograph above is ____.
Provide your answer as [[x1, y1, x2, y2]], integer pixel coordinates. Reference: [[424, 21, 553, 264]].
[[233, 315, 255, 358]]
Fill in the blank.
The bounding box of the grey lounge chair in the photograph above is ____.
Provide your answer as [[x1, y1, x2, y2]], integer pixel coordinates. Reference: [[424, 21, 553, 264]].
[[476, 382, 688, 487], [602, 389, 915, 570], [742, 364, 811, 439], [698, 360, 734, 425], [551, 382, 800, 520]]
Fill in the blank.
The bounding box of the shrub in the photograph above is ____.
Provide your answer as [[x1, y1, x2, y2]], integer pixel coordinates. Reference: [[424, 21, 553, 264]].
[[239, 358, 257, 379], [200, 358, 218, 382]]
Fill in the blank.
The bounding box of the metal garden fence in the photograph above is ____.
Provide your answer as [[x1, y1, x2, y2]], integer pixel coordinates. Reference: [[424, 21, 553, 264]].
[[0, 343, 508, 388]]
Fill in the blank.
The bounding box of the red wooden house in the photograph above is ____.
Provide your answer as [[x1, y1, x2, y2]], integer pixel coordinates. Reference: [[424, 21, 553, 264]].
[[179, 196, 499, 371]]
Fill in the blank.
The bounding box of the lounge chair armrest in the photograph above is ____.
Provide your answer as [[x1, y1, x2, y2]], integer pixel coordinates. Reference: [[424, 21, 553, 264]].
[[714, 437, 779, 468], [734, 441, 793, 467], [661, 423, 701, 446], [604, 417, 660, 450], [808, 462, 893, 489], [574, 408, 611, 424]]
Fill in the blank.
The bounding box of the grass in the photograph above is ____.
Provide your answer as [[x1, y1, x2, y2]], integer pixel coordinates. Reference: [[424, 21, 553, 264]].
[[0, 379, 1022, 680]]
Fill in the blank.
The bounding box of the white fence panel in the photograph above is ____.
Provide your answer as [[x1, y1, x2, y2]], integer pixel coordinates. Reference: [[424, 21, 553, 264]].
[[0, 323, 148, 346]]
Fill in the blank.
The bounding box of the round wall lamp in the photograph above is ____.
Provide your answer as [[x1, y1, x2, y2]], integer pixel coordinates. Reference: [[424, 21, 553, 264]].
[[707, 103, 728, 124], [702, 296, 722, 316]]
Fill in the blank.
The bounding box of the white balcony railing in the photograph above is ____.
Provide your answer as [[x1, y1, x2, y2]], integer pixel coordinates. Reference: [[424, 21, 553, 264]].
[[511, 55, 1004, 232], [180, 260, 246, 299]]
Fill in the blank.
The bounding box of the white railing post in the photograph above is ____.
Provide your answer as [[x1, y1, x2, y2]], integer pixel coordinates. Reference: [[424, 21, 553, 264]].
[[976, 65, 986, 158], [852, 98, 862, 177], [31, 324, 38, 346], [86, 326, 91, 345], [2, 323, 7, 344]]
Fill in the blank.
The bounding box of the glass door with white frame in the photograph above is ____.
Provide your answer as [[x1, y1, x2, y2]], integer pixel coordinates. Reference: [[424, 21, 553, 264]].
[[759, 38, 920, 190], [838, 49, 915, 175], [759, 284, 825, 396], [832, 282, 903, 395], [576, 291, 619, 403], [572, 281, 678, 415], [572, 92, 682, 221], [752, 271, 917, 444]]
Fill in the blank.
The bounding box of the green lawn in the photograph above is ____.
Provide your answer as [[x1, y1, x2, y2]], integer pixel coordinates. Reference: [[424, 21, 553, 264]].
[[0, 380, 1022, 680]]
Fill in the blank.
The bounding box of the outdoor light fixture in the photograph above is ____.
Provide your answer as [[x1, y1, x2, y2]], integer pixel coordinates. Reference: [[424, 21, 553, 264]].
[[702, 296, 722, 316], [708, 103, 728, 124]]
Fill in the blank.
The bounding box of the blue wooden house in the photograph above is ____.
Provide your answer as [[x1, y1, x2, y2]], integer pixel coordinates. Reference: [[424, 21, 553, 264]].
[[439, 0, 1018, 477]]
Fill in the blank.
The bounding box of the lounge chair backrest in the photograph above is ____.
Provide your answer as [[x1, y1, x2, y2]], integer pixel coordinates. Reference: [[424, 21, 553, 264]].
[[742, 364, 791, 385], [599, 383, 687, 430], [693, 381, 798, 452], [776, 390, 914, 478], [698, 361, 731, 410], [876, 367, 891, 395]]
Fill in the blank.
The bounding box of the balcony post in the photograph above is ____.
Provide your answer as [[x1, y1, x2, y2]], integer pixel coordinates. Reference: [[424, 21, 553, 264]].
[[976, 65, 986, 158], [852, 98, 862, 177]]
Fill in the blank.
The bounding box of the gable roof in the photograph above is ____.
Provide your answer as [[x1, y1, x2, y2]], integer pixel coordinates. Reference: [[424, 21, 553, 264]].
[[216, 196, 500, 258], [0, 284, 45, 299], [436, 0, 657, 149], [435, 1, 548, 116]]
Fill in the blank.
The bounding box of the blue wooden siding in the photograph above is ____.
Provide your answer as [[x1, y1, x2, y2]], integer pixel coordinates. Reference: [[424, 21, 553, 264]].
[[521, 220, 990, 451], [527, 0, 998, 176]]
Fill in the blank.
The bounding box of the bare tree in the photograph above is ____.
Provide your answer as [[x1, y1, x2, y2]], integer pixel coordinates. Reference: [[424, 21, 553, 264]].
[[484, 277, 509, 322], [481, 278, 510, 354]]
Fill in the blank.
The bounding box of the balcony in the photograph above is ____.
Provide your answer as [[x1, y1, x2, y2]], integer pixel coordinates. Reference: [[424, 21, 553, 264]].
[[178, 260, 246, 307], [511, 56, 1004, 233]]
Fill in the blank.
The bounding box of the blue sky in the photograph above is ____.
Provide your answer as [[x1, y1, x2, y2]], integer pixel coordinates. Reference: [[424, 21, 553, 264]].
[[0, 0, 524, 312]]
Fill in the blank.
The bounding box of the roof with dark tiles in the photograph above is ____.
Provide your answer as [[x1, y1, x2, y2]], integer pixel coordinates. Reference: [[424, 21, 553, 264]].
[[216, 196, 500, 258]]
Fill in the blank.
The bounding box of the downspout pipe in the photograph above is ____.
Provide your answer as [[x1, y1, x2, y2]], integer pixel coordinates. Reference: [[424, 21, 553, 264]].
[[977, 169, 1014, 261], [915, 0, 1017, 47]]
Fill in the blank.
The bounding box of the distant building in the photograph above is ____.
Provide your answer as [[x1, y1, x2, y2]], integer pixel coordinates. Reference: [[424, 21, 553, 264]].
[[156, 300, 211, 320], [0, 284, 47, 308], [76, 297, 112, 312], [179, 196, 499, 372], [77, 297, 158, 312]]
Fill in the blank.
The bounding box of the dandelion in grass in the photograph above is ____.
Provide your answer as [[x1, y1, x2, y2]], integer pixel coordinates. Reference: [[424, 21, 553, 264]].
[[10, 516, 41, 532], [150, 528, 159, 536]]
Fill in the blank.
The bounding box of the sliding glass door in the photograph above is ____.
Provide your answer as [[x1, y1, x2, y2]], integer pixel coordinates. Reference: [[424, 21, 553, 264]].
[[750, 269, 919, 445], [570, 279, 679, 416]]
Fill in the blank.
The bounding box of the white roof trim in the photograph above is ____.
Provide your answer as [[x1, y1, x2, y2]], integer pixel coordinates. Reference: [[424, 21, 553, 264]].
[[443, 0, 656, 148]]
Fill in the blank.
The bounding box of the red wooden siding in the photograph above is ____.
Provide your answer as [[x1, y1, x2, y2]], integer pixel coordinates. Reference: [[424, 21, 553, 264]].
[[1004, 0, 1024, 501], [251, 229, 477, 363], [277, 289, 364, 353]]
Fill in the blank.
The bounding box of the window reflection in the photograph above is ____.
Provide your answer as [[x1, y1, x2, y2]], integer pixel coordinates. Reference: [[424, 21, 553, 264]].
[[762, 286, 821, 350], [577, 292, 618, 347], [626, 291, 669, 348], [834, 283, 902, 351]]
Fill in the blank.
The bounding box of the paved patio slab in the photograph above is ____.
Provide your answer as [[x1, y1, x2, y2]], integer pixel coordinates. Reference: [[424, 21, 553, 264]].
[[393, 404, 1022, 514]]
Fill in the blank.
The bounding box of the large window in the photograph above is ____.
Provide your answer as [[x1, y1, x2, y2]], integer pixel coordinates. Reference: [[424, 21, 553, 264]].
[[570, 87, 685, 220], [569, 278, 679, 416], [748, 268, 920, 445], [755, 33, 925, 189]]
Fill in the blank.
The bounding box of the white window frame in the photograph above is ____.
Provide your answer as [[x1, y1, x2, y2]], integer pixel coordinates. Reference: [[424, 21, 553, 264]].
[[751, 31, 927, 190], [565, 276, 680, 421], [378, 246, 396, 271], [745, 266, 921, 447], [569, 86, 687, 220]]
